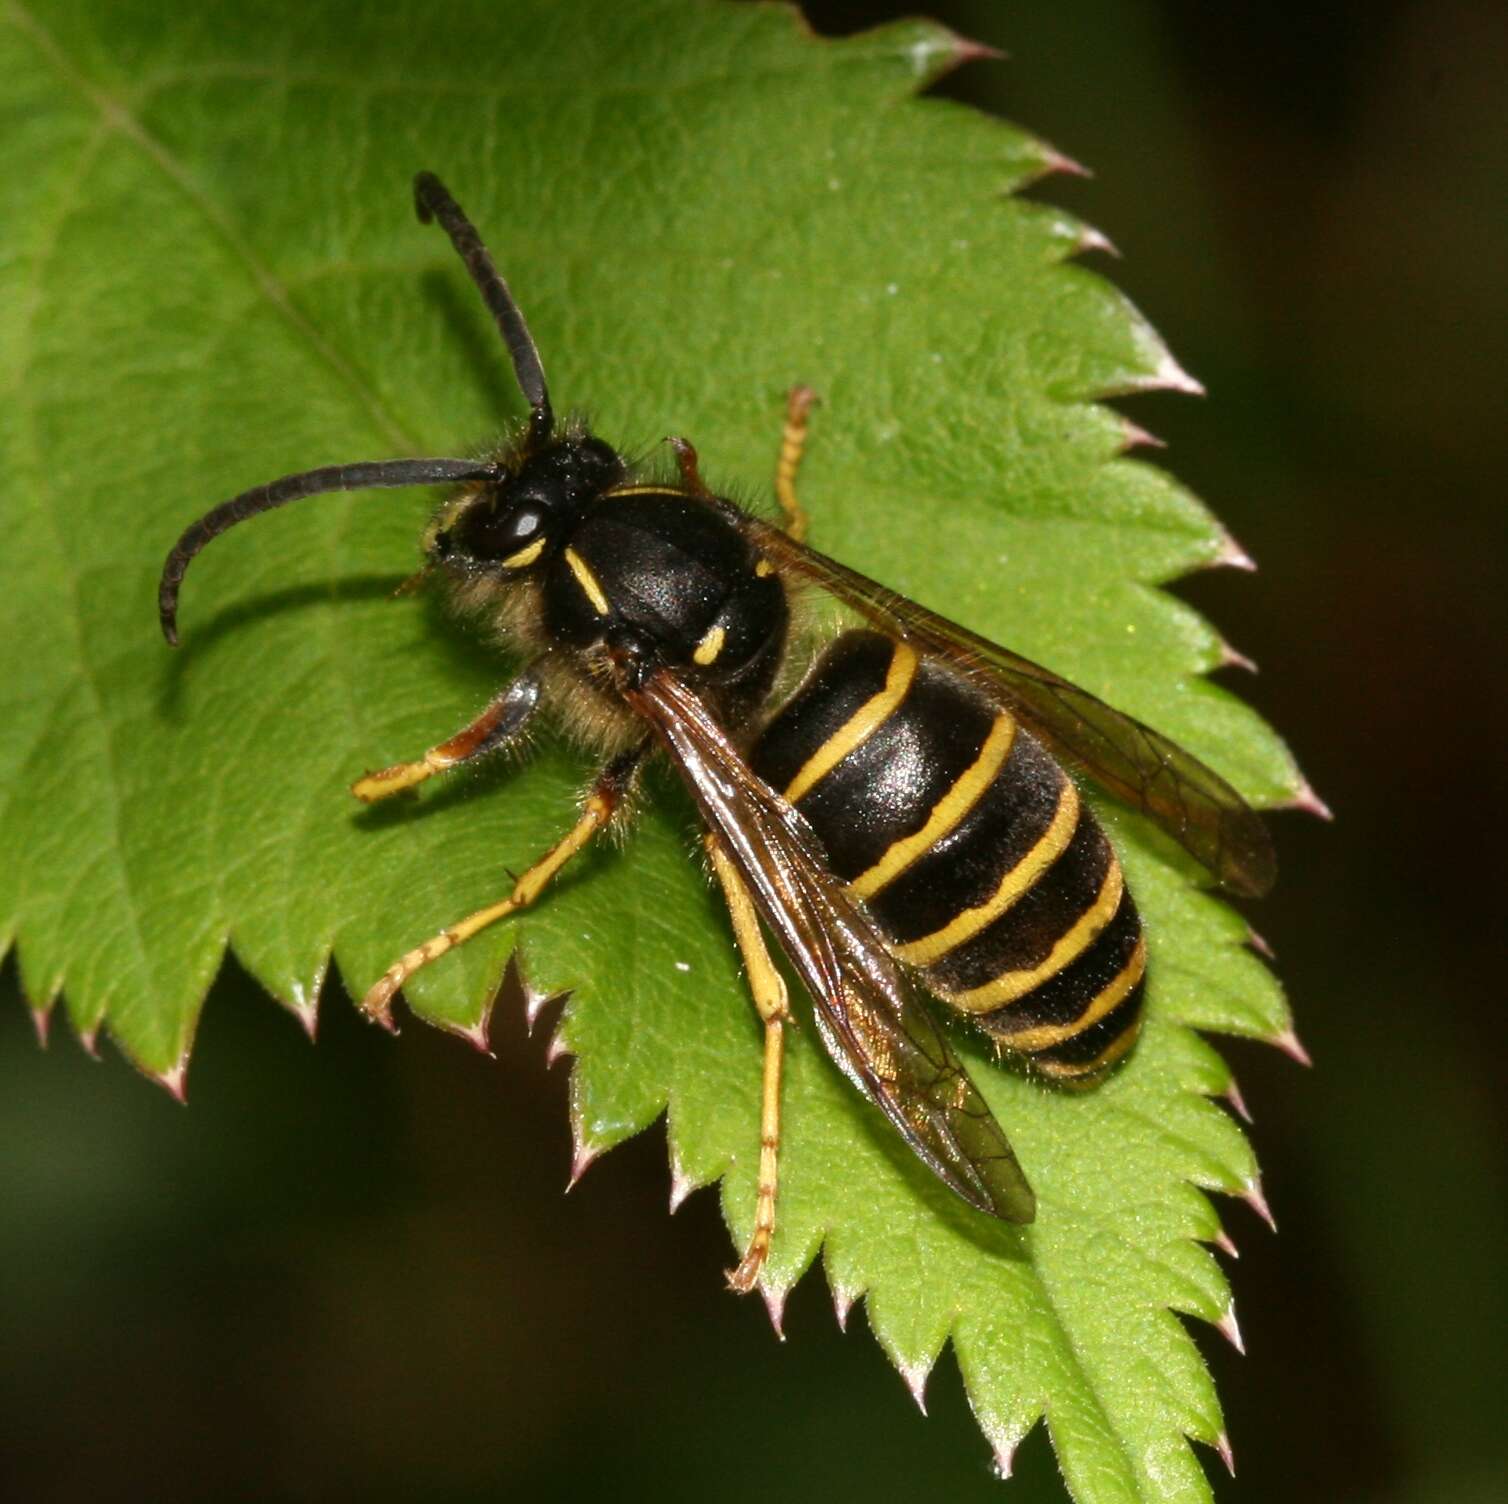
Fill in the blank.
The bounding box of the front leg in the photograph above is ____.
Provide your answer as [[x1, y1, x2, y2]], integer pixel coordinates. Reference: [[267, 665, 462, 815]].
[[360, 740, 649, 1029], [352, 665, 543, 802]]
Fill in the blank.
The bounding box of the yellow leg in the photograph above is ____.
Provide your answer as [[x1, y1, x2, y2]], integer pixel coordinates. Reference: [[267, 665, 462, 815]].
[[352, 672, 540, 803], [774, 385, 818, 542], [361, 744, 644, 1027], [707, 836, 791, 1294]]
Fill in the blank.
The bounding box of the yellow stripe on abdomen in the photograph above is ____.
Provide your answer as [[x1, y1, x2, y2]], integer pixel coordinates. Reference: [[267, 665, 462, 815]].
[[995, 936, 1146, 1052], [943, 858, 1126, 1012], [846, 712, 1017, 901], [1034, 1008, 1144, 1081], [893, 777, 1080, 966], [783, 641, 919, 803]]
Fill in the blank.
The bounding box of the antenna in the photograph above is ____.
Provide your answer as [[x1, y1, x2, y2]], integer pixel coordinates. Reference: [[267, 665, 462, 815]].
[[414, 171, 554, 446], [159, 456, 496, 644]]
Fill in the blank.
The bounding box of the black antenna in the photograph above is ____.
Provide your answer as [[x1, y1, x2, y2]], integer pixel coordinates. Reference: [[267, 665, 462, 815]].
[[159, 457, 496, 644], [413, 171, 553, 446]]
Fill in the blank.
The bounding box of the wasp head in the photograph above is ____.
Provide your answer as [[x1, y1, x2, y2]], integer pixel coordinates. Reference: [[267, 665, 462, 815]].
[[424, 432, 625, 577]]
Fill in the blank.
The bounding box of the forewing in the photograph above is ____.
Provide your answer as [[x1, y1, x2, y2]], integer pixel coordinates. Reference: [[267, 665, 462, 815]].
[[626, 666, 1035, 1223], [742, 517, 1276, 897]]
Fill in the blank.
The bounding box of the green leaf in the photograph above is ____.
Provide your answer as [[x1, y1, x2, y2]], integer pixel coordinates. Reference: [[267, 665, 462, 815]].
[[1, 0, 1304, 1498]]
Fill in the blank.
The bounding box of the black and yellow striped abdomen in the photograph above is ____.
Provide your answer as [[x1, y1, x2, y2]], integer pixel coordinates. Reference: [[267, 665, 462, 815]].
[[750, 630, 1145, 1080]]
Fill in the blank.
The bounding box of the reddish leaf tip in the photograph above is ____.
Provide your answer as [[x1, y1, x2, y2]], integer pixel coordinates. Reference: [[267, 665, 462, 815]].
[[295, 1001, 319, 1043], [287, 977, 321, 1042], [948, 33, 1006, 65], [154, 1054, 189, 1104], [1242, 1177, 1278, 1233], [76, 1021, 102, 1059], [1285, 779, 1334, 822], [544, 1028, 574, 1069], [1217, 638, 1259, 675], [1217, 1301, 1246, 1355], [1213, 1227, 1240, 1260], [1245, 926, 1277, 961], [1042, 145, 1092, 179], [1073, 225, 1120, 259], [990, 1436, 1020, 1481], [448, 1015, 494, 1056], [761, 1282, 789, 1341], [1270, 1027, 1314, 1067], [668, 1160, 696, 1214], [1216, 1432, 1236, 1477], [830, 1282, 859, 1332], [1117, 418, 1165, 453], [1213, 530, 1258, 572], [517, 952, 559, 1036], [897, 1355, 931, 1414], [1223, 1077, 1254, 1124], [566, 1135, 600, 1192], [29, 1005, 50, 1050], [1153, 346, 1205, 396]]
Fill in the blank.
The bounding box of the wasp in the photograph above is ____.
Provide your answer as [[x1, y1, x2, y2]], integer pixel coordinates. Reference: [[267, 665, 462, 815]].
[[159, 173, 1275, 1291]]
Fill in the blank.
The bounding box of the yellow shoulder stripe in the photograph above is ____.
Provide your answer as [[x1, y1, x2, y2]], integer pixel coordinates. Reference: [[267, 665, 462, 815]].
[[563, 547, 612, 615]]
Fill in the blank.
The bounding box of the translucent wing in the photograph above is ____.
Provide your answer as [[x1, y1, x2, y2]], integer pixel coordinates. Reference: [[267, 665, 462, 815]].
[[626, 665, 1035, 1223], [740, 515, 1276, 897]]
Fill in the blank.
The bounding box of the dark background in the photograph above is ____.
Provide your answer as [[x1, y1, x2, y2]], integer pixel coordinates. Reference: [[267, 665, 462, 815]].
[[4, 2, 1504, 1499]]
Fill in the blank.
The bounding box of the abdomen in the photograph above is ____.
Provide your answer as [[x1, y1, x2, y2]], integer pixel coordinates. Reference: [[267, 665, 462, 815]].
[[750, 630, 1145, 1080]]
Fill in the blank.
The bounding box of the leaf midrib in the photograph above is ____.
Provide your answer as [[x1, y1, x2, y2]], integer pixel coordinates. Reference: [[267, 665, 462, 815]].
[[8, 0, 419, 456]]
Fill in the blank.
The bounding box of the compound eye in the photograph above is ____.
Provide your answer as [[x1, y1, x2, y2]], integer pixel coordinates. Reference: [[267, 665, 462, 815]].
[[454, 496, 550, 568]]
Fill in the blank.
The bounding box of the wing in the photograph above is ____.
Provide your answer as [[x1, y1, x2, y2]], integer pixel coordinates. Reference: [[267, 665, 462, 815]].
[[626, 664, 1035, 1223], [741, 515, 1276, 898]]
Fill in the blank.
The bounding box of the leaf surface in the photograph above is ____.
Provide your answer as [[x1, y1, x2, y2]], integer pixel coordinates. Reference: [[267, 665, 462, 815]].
[[0, 1, 1301, 1497]]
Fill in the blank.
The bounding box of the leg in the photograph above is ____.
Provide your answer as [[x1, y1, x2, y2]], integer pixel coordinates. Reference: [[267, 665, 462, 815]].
[[773, 385, 818, 542], [361, 741, 647, 1028], [351, 666, 542, 803], [707, 835, 791, 1294], [666, 435, 713, 497]]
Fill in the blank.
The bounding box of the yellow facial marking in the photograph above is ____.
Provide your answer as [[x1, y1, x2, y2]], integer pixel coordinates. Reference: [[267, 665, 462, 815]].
[[847, 712, 1017, 901], [784, 641, 919, 804], [500, 536, 545, 570], [754, 557, 775, 578], [894, 777, 1081, 966], [563, 547, 611, 615], [944, 858, 1127, 1013], [999, 937, 1146, 1052], [693, 623, 727, 666]]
